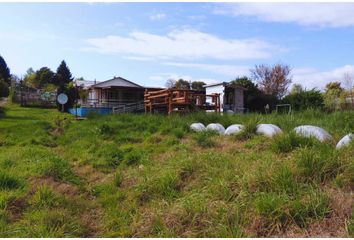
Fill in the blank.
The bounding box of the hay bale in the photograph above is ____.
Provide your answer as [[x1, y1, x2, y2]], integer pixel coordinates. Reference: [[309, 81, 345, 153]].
[[256, 124, 283, 137], [206, 123, 225, 135], [190, 123, 206, 132], [294, 125, 333, 142], [336, 133, 353, 149], [225, 124, 244, 136]]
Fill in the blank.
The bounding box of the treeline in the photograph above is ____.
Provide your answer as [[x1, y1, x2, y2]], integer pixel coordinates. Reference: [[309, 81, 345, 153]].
[[165, 63, 354, 113], [0, 54, 78, 111]]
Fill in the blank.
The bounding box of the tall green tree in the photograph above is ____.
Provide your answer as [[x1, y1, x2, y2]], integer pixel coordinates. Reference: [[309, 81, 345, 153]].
[[0, 79, 9, 98], [191, 81, 206, 91], [35, 67, 55, 88], [54, 60, 77, 111], [324, 81, 344, 111], [53, 60, 73, 87], [0, 55, 11, 85], [174, 79, 190, 90]]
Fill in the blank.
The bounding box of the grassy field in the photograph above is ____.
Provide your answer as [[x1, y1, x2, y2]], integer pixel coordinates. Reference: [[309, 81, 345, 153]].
[[0, 103, 353, 237]]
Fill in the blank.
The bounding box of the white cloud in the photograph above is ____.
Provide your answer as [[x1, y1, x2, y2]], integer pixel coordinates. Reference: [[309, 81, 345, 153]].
[[164, 62, 250, 77], [150, 13, 167, 21], [215, 3, 354, 28], [293, 65, 354, 90], [85, 29, 275, 60]]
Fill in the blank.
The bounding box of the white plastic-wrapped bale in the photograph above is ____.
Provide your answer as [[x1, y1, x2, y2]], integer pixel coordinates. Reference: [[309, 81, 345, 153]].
[[206, 123, 225, 135], [256, 124, 283, 137], [225, 124, 244, 136], [190, 123, 206, 132], [294, 125, 333, 142], [336, 133, 353, 149]]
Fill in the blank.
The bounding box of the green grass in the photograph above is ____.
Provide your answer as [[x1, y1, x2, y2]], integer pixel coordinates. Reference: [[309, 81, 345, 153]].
[[0, 103, 353, 237]]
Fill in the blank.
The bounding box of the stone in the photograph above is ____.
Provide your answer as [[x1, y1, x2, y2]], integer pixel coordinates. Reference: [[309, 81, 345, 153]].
[[206, 123, 225, 135], [336, 133, 353, 149], [294, 125, 333, 142], [225, 124, 244, 136], [190, 123, 206, 132], [256, 124, 283, 137]]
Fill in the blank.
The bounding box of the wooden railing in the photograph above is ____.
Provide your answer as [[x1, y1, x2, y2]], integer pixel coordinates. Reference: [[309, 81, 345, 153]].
[[144, 88, 220, 114]]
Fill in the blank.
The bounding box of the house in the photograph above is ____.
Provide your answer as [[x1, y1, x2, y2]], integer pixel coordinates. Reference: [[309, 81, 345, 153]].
[[204, 82, 246, 113], [86, 76, 145, 108]]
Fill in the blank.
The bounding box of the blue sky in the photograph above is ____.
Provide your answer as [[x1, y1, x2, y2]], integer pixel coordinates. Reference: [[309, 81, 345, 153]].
[[1, 3, 354, 89]]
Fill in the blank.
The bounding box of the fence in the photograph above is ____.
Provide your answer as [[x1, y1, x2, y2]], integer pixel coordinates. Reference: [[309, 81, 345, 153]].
[[12, 84, 56, 108]]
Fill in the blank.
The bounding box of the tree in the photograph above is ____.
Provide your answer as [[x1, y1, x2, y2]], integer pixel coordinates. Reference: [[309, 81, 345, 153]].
[[0, 55, 11, 85], [0, 79, 9, 98], [229, 76, 273, 112], [23, 68, 37, 88], [53, 60, 73, 87], [290, 84, 303, 95], [191, 81, 206, 91], [343, 73, 354, 108], [324, 81, 344, 111], [35, 67, 55, 89], [251, 63, 292, 99], [174, 79, 190, 90], [282, 88, 324, 111], [230, 76, 260, 95], [54, 60, 76, 111], [165, 79, 176, 88]]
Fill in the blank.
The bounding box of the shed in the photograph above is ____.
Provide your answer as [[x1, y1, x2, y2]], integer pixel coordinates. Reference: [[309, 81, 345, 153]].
[[204, 82, 245, 113]]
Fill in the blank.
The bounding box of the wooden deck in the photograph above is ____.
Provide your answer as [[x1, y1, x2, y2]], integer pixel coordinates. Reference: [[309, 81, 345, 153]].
[[144, 89, 221, 114]]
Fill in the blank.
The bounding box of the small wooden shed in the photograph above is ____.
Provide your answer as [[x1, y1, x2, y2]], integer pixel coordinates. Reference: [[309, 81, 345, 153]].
[[204, 82, 246, 113]]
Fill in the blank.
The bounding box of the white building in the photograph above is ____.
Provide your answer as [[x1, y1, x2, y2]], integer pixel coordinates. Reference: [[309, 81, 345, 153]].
[[204, 82, 246, 113]]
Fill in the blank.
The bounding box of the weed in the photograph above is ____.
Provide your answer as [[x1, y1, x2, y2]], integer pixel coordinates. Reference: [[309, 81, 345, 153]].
[[0, 171, 22, 190], [193, 131, 216, 147], [113, 171, 123, 187], [40, 156, 80, 184], [31, 186, 61, 208], [271, 132, 318, 153]]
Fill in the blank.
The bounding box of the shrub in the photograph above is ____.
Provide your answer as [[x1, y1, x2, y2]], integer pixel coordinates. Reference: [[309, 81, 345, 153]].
[[193, 131, 216, 148], [123, 148, 143, 166], [96, 123, 115, 137], [40, 156, 79, 184], [296, 146, 342, 183], [234, 118, 259, 140], [271, 132, 318, 153], [172, 128, 185, 139], [31, 186, 61, 208], [254, 192, 289, 227], [290, 189, 330, 227], [0, 172, 22, 190], [113, 171, 123, 187]]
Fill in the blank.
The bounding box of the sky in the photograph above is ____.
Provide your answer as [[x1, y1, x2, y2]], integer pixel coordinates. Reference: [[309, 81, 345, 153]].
[[1, 2, 354, 90]]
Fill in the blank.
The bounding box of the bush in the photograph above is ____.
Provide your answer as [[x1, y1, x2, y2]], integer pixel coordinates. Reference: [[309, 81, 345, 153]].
[[113, 171, 123, 187], [271, 132, 318, 153], [193, 131, 216, 147], [0, 172, 22, 190], [281, 89, 324, 111], [234, 118, 259, 140], [296, 146, 342, 183], [290, 190, 330, 227], [40, 156, 79, 184], [31, 186, 61, 208], [0, 80, 9, 98]]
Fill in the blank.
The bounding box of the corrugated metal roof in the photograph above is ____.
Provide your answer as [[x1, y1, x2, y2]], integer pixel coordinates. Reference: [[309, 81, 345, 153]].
[[91, 77, 143, 88]]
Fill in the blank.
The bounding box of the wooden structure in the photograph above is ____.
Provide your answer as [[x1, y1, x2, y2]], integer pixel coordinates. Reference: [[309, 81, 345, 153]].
[[205, 82, 246, 113], [144, 88, 221, 114]]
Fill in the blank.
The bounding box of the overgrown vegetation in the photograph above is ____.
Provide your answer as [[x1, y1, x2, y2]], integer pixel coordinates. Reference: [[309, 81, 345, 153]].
[[0, 103, 353, 237]]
